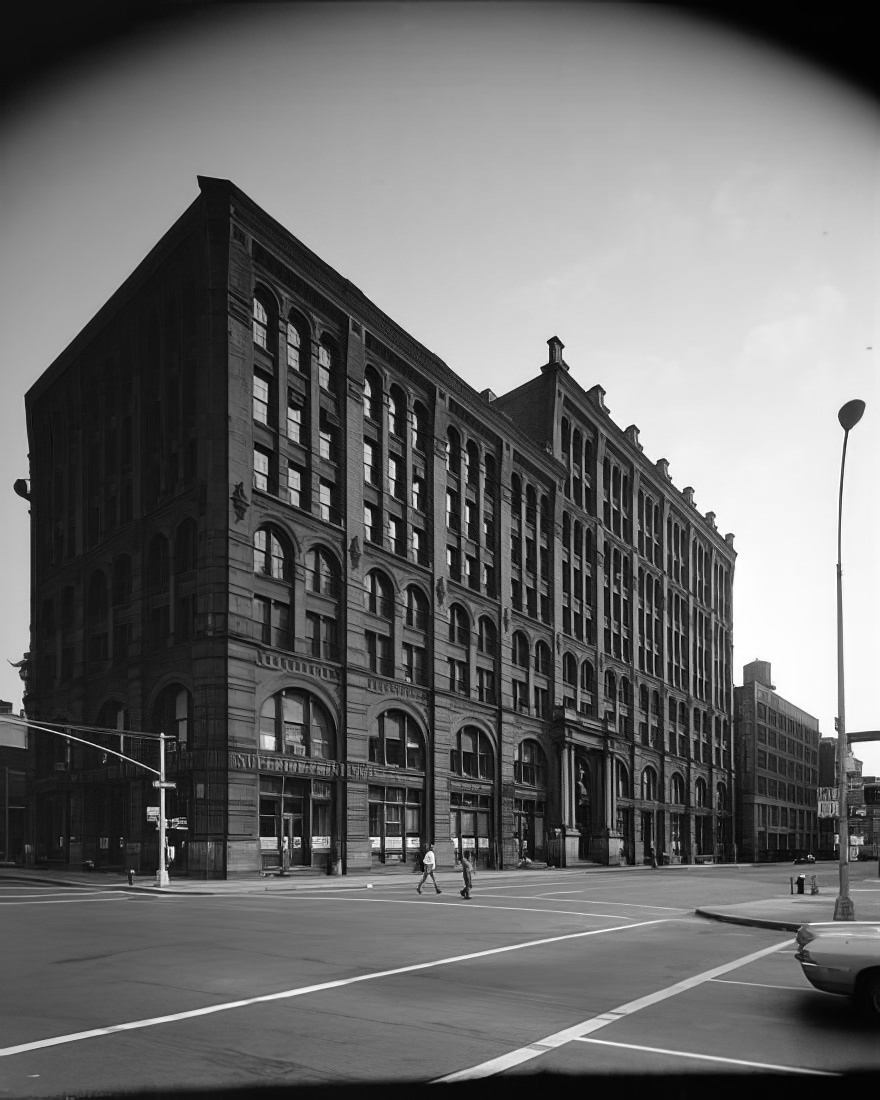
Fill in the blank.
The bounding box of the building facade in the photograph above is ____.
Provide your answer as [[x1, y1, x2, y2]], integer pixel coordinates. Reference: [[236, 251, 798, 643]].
[[733, 660, 820, 862], [22, 177, 736, 878], [818, 737, 870, 861], [0, 701, 30, 865]]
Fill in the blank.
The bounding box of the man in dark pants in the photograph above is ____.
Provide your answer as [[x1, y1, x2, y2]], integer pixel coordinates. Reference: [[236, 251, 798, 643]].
[[649, 845, 657, 868], [460, 850, 474, 899], [417, 843, 441, 894]]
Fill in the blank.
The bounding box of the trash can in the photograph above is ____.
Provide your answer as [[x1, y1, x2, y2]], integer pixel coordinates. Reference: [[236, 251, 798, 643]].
[[796, 874, 806, 895]]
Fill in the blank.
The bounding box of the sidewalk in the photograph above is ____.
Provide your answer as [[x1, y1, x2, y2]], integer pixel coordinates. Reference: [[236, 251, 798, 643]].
[[3, 863, 879, 931]]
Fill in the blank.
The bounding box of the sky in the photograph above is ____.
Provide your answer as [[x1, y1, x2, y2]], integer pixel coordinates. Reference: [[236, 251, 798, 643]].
[[1, 3, 878, 771]]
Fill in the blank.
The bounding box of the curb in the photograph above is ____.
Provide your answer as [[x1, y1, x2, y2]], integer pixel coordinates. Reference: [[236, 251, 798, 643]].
[[694, 907, 802, 932]]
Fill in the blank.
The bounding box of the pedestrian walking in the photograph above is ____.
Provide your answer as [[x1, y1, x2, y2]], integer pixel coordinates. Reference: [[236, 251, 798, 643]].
[[459, 850, 474, 899], [649, 845, 657, 869], [417, 843, 441, 894]]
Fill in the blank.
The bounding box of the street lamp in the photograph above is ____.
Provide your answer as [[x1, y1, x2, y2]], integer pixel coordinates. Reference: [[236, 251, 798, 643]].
[[833, 398, 865, 921]]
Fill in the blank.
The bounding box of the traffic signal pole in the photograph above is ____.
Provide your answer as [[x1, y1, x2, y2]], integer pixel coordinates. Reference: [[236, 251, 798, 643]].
[[156, 733, 169, 887]]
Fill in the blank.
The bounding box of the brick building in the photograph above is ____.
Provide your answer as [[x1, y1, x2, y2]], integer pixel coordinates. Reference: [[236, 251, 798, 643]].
[[733, 660, 821, 862], [22, 177, 736, 878]]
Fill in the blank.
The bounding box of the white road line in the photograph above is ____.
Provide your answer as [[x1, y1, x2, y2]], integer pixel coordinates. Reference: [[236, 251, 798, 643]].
[[573, 1036, 840, 1076], [432, 938, 790, 1082], [0, 918, 670, 1060], [710, 978, 815, 992], [0, 894, 134, 906], [263, 893, 653, 920]]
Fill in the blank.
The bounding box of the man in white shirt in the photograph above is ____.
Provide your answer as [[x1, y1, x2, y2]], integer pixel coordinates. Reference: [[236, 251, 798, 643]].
[[417, 843, 442, 894]]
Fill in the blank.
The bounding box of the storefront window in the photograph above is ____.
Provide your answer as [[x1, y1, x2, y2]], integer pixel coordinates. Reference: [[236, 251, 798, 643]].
[[449, 790, 493, 868], [369, 785, 422, 864]]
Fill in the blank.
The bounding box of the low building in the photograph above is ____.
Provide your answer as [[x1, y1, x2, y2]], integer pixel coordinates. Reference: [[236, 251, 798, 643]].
[[734, 661, 820, 862]]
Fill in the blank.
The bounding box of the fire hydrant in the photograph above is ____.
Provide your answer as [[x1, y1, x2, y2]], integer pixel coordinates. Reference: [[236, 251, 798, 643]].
[[128, 869, 135, 886]]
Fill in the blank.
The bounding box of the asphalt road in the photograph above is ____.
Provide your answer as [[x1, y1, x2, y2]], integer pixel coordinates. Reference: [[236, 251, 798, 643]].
[[1, 865, 878, 1098]]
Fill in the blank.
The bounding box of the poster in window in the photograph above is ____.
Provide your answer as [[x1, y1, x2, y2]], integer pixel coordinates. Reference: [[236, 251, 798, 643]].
[[312, 835, 331, 849], [478, 837, 489, 848], [385, 836, 403, 850], [370, 836, 381, 849], [405, 836, 420, 848]]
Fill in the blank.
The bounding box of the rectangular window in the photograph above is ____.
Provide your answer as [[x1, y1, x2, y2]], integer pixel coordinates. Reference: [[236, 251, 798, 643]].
[[364, 503, 379, 544], [411, 474, 423, 511], [318, 480, 337, 523], [319, 414, 337, 463], [253, 447, 271, 493], [286, 398, 302, 443], [477, 667, 496, 704], [253, 372, 271, 424], [366, 631, 393, 676], [403, 643, 426, 685], [287, 463, 303, 508], [447, 658, 468, 695], [364, 441, 377, 484], [388, 515, 405, 555]]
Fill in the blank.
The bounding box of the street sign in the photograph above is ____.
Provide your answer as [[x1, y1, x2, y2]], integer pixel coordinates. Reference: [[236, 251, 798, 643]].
[[146, 806, 160, 822], [152, 780, 177, 789], [171, 817, 188, 830]]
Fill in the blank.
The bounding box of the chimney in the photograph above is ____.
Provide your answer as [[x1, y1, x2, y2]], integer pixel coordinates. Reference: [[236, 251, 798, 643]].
[[542, 335, 570, 373]]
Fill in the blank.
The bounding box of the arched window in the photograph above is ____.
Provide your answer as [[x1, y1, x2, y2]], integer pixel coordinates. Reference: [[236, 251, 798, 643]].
[[405, 585, 429, 631], [259, 689, 335, 758], [305, 546, 339, 596], [477, 616, 497, 655], [412, 401, 428, 453], [605, 669, 617, 702], [640, 684, 649, 711], [448, 603, 469, 645], [671, 773, 686, 804], [616, 760, 631, 798], [466, 440, 480, 486], [450, 726, 493, 779], [153, 683, 192, 748], [641, 766, 658, 801], [364, 366, 381, 421], [619, 677, 632, 706], [112, 555, 131, 606], [562, 653, 577, 686], [484, 453, 497, 500], [716, 782, 727, 811], [369, 710, 425, 770], [287, 315, 308, 373], [174, 518, 197, 574], [254, 526, 293, 581], [446, 427, 461, 476], [580, 660, 594, 693], [534, 640, 551, 675], [88, 570, 108, 622], [146, 534, 170, 592], [388, 384, 406, 438], [695, 777, 708, 808], [511, 631, 529, 667], [365, 570, 394, 618], [317, 336, 338, 394], [514, 739, 546, 786], [253, 293, 270, 349]]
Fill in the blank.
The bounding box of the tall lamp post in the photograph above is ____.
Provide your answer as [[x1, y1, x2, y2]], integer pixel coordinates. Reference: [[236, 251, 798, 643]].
[[833, 398, 865, 921]]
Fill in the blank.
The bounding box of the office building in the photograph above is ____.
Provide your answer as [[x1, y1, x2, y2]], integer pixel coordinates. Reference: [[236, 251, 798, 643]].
[[22, 177, 737, 877]]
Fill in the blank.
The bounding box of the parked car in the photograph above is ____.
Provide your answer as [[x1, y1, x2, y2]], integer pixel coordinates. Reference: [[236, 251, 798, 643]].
[[792, 854, 816, 864], [795, 921, 880, 1018]]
